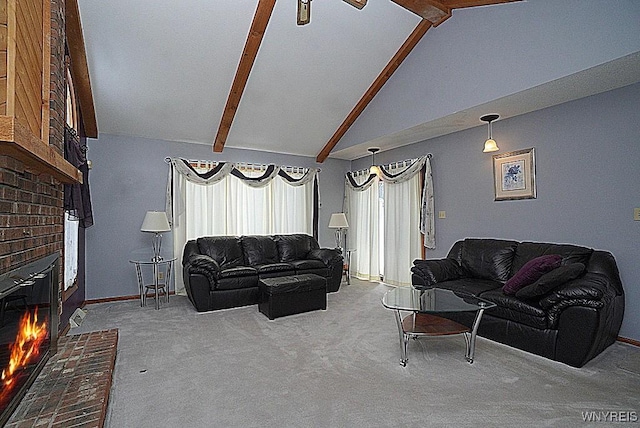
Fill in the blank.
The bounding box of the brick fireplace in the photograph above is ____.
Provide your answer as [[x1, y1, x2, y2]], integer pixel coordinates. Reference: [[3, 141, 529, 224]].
[[0, 0, 88, 423]]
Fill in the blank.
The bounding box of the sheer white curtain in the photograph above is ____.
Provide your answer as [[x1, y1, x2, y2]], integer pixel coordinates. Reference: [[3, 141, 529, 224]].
[[345, 155, 434, 287], [346, 174, 380, 281], [383, 168, 421, 286], [168, 159, 317, 294]]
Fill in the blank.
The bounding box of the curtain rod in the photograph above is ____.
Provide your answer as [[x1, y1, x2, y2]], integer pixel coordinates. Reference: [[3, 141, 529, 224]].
[[163, 157, 321, 172]]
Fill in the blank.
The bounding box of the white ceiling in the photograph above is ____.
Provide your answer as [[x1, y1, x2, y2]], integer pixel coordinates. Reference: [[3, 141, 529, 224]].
[[78, 1, 640, 161], [78, 0, 419, 157]]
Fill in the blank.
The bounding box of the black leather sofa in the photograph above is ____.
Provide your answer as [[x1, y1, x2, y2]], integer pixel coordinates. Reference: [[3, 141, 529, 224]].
[[182, 234, 343, 312], [411, 238, 625, 367]]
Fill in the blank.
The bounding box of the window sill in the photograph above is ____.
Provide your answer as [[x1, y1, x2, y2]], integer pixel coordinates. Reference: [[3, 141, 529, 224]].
[[62, 283, 79, 302]]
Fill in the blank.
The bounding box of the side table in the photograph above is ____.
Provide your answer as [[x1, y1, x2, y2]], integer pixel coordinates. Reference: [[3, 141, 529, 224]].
[[344, 249, 356, 284], [129, 257, 175, 310]]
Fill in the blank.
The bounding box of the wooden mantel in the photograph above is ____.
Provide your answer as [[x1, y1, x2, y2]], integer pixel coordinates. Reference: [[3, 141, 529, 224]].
[[0, 117, 82, 183]]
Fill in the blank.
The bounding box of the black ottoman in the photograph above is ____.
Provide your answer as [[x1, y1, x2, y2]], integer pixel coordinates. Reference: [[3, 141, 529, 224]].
[[259, 274, 327, 320]]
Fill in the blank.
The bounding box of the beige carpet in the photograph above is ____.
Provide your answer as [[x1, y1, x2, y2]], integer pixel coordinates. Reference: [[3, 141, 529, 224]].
[[70, 279, 640, 427]]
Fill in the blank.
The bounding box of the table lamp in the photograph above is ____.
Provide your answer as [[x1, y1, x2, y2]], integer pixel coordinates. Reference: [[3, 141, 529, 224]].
[[328, 212, 349, 251], [141, 211, 171, 261]]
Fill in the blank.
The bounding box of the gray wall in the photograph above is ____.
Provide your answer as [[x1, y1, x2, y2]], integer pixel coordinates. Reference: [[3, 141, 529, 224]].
[[352, 83, 640, 341], [85, 137, 349, 300], [338, 0, 640, 150]]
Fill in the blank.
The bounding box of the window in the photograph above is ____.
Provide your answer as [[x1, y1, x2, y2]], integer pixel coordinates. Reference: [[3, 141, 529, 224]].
[[63, 212, 79, 291], [169, 159, 319, 294], [64, 59, 79, 294], [345, 156, 434, 286], [65, 67, 78, 131]]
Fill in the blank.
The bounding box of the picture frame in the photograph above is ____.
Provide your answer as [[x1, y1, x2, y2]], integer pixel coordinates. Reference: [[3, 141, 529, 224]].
[[492, 148, 536, 201]]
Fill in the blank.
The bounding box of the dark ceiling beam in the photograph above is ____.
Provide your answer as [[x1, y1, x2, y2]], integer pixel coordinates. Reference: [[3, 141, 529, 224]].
[[391, 1, 451, 25], [213, 0, 276, 153], [316, 20, 433, 163], [442, 0, 519, 8], [316, 0, 521, 162], [65, 0, 98, 138]]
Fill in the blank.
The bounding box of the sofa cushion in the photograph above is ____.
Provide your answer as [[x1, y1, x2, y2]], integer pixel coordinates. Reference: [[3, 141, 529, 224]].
[[274, 234, 319, 262], [431, 278, 502, 297], [218, 266, 258, 279], [288, 259, 326, 270], [241, 236, 279, 265], [197, 236, 245, 269], [503, 255, 562, 295], [216, 273, 259, 291], [510, 242, 593, 276], [516, 263, 586, 299], [461, 239, 518, 283], [478, 289, 549, 330], [256, 263, 295, 275]]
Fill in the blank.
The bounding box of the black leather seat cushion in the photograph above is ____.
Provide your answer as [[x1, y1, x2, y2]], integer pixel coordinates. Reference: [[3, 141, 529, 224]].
[[479, 289, 548, 329], [242, 236, 279, 265], [288, 259, 326, 270], [197, 236, 245, 269], [217, 269, 259, 291], [434, 278, 502, 296], [256, 263, 295, 275]]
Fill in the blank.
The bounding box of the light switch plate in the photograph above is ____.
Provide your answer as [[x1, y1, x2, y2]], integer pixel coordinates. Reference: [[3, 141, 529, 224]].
[[634, 208, 640, 221]]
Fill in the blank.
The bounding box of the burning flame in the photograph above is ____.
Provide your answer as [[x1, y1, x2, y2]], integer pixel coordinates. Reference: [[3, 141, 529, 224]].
[[1, 308, 47, 388]]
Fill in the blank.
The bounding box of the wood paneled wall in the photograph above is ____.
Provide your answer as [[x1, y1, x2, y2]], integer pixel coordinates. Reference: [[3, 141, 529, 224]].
[[0, 0, 50, 143]]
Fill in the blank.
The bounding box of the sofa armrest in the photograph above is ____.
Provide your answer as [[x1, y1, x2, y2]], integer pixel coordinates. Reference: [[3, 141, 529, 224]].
[[308, 248, 342, 266], [538, 273, 609, 310], [411, 258, 462, 287], [185, 254, 220, 282]]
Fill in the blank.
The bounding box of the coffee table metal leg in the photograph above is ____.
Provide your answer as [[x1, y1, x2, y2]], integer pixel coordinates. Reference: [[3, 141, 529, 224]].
[[465, 308, 486, 363], [393, 310, 409, 366]]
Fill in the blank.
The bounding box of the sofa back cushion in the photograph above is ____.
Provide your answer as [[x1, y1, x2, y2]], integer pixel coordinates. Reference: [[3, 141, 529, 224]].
[[461, 239, 518, 283], [503, 254, 562, 295], [241, 235, 279, 266], [197, 236, 245, 269], [510, 242, 593, 277], [274, 234, 319, 262]]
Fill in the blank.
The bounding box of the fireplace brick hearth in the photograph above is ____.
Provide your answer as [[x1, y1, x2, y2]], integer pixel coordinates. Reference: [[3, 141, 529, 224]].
[[5, 329, 118, 427]]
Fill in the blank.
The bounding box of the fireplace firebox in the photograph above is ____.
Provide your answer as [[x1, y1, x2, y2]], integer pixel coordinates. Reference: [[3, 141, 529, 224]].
[[0, 254, 59, 425]]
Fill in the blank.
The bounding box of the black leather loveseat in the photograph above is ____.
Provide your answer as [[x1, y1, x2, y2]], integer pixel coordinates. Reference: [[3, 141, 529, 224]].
[[411, 238, 625, 367], [182, 234, 343, 312]]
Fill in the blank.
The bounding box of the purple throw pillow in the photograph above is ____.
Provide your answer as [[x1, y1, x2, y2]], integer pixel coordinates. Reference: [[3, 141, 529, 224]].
[[503, 254, 562, 295]]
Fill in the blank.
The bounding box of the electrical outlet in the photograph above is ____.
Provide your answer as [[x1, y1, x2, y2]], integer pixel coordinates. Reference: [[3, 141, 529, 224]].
[[634, 208, 640, 221], [158, 272, 164, 280], [438, 211, 446, 219]]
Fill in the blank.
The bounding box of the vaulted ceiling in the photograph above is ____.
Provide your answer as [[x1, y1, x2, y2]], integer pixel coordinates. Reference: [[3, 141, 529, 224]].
[[76, 0, 639, 162]]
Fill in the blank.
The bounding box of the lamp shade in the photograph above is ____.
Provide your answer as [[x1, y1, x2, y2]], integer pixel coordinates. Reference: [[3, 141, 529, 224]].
[[141, 211, 171, 233], [328, 213, 349, 229], [483, 139, 499, 152]]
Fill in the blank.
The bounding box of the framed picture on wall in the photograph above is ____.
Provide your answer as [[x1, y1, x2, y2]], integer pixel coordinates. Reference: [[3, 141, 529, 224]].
[[492, 148, 536, 201]]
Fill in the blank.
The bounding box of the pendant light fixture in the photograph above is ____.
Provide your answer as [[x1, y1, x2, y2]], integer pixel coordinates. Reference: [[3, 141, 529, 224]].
[[480, 114, 500, 153], [298, 0, 366, 26], [297, 0, 311, 25], [368, 147, 380, 176]]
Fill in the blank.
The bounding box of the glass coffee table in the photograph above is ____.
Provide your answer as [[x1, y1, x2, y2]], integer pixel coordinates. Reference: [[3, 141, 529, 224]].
[[382, 287, 495, 366]]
